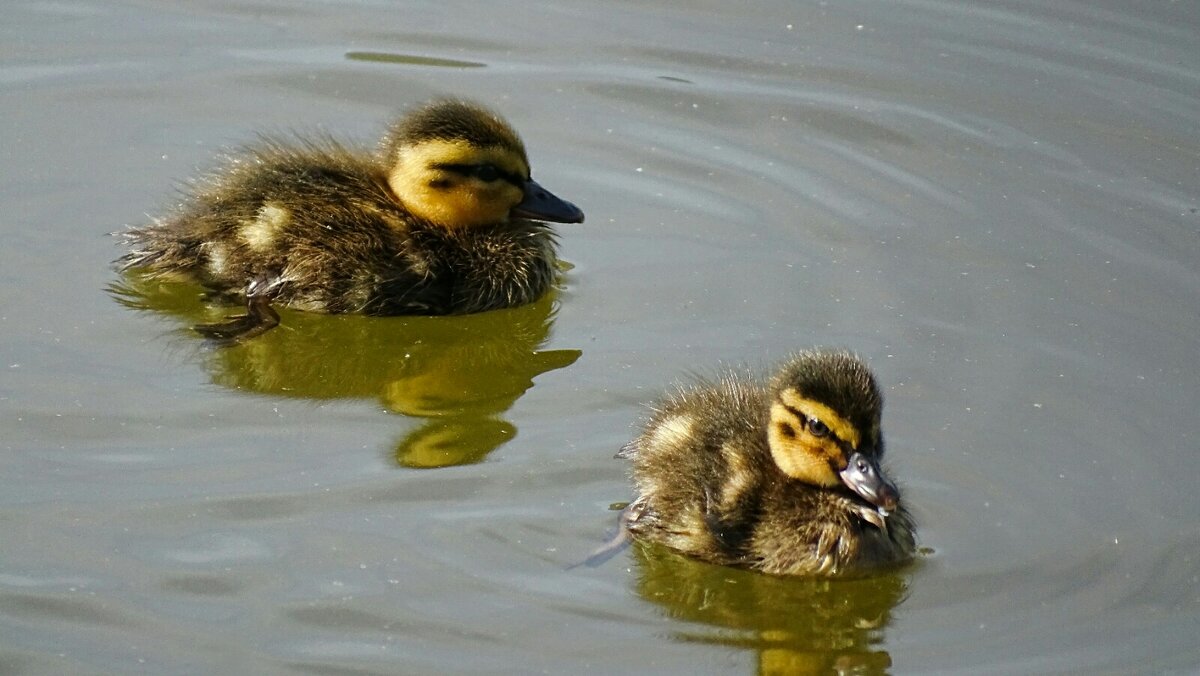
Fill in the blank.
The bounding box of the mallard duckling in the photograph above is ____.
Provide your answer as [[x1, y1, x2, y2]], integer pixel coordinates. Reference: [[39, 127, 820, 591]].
[[620, 349, 915, 576], [118, 99, 584, 341]]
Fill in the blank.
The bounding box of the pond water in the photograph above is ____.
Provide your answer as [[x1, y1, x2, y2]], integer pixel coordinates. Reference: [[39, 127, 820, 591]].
[[2, 0, 1198, 673]]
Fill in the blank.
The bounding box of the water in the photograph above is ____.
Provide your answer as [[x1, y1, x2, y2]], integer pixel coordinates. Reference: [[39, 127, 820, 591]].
[[2, 0, 1198, 673]]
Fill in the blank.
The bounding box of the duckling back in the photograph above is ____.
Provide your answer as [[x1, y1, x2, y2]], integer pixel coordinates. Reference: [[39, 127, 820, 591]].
[[622, 373, 778, 567]]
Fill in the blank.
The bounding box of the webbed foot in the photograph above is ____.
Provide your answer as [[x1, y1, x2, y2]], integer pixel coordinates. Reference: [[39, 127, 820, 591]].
[[194, 293, 280, 344], [568, 497, 648, 569]]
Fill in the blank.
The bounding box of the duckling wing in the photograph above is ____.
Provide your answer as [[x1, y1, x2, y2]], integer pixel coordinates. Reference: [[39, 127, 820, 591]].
[[700, 469, 765, 559]]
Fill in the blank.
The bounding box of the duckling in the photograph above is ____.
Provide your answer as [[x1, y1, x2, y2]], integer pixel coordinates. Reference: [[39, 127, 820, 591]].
[[619, 349, 915, 576], [118, 99, 584, 341]]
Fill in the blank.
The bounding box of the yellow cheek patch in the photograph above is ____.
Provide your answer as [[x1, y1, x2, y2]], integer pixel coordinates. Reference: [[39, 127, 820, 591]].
[[410, 182, 522, 230], [387, 140, 529, 229], [777, 389, 860, 450], [767, 402, 842, 487]]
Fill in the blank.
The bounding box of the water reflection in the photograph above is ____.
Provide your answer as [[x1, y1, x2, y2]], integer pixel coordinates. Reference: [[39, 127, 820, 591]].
[[343, 51, 487, 69], [632, 540, 908, 675], [111, 274, 580, 467]]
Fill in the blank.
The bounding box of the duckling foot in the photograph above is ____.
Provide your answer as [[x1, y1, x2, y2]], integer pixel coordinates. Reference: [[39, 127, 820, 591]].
[[856, 504, 889, 534], [194, 295, 280, 344], [569, 497, 648, 569], [570, 527, 631, 570]]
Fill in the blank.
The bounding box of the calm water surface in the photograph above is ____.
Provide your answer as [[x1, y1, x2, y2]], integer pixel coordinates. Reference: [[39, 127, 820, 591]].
[[2, 0, 1198, 673]]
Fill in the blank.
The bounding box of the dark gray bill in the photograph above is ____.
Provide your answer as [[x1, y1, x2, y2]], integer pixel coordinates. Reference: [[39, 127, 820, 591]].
[[839, 451, 899, 511], [513, 178, 585, 223]]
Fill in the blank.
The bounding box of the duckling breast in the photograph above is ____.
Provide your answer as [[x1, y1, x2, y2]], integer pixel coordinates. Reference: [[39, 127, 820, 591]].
[[749, 487, 916, 576]]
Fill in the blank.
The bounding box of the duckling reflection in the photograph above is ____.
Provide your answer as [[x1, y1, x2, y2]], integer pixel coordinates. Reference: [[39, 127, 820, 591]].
[[112, 274, 579, 467], [632, 539, 907, 675]]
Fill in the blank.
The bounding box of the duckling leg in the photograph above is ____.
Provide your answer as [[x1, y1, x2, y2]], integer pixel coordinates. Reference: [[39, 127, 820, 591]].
[[194, 278, 281, 343], [569, 497, 648, 569]]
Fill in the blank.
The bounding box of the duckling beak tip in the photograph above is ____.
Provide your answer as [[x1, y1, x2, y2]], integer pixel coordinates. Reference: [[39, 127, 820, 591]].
[[513, 178, 584, 224]]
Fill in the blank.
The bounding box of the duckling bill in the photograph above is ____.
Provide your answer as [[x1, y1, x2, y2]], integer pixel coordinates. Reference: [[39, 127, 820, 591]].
[[118, 99, 584, 342], [619, 350, 916, 576]]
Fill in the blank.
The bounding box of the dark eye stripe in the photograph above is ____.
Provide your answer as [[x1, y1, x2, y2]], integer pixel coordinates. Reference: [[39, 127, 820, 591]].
[[434, 162, 524, 186], [779, 403, 844, 444]]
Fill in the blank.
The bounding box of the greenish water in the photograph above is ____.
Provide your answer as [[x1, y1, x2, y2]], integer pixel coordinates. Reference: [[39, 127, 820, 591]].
[[111, 274, 580, 468], [1, 0, 1198, 674]]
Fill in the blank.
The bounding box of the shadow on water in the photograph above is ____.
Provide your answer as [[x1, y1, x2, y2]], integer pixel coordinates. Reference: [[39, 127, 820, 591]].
[[110, 273, 581, 468], [631, 540, 909, 675]]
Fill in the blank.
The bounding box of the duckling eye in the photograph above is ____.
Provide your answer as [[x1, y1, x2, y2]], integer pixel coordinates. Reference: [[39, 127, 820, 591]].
[[473, 164, 501, 182], [806, 417, 830, 438]]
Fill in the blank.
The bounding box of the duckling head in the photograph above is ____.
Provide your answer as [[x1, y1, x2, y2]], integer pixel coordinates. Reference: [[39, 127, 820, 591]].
[[381, 99, 584, 230], [766, 350, 900, 512]]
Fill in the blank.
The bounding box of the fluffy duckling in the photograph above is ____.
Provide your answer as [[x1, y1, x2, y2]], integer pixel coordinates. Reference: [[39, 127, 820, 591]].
[[118, 99, 584, 341], [620, 350, 915, 576]]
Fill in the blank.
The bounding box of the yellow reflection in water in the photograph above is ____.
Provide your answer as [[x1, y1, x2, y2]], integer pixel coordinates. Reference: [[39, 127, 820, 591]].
[[631, 540, 908, 675], [112, 274, 580, 467]]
